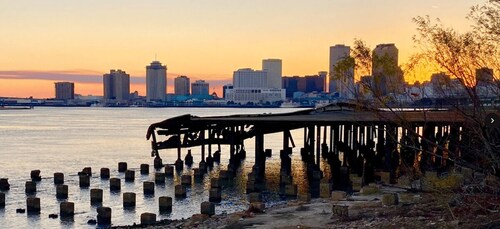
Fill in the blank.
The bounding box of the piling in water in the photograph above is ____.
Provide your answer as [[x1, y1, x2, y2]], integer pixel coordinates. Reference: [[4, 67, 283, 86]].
[[125, 170, 135, 182], [209, 188, 221, 203], [164, 165, 174, 176], [140, 164, 149, 175], [91, 189, 103, 204], [60, 202, 74, 217], [200, 201, 215, 216], [0, 193, 5, 208], [143, 182, 154, 195], [26, 197, 40, 214], [25, 181, 36, 194], [174, 185, 186, 198], [159, 196, 172, 213], [56, 185, 68, 199], [154, 173, 165, 184], [110, 178, 121, 191], [0, 178, 10, 191], [154, 156, 163, 169], [123, 192, 136, 208], [141, 213, 157, 225], [30, 170, 41, 182], [248, 192, 262, 203], [54, 173, 64, 185], [100, 168, 110, 179], [97, 206, 112, 225], [210, 178, 220, 189], [181, 175, 191, 186], [82, 167, 92, 176], [118, 162, 127, 173], [79, 174, 90, 188]]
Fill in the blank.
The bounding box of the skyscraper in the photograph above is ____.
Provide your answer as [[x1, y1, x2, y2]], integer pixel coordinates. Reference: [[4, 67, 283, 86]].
[[262, 59, 282, 89], [191, 80, 209, 96], [329, 44, 354, 98], [146, 60, 167, 102], [372, 43, 404, 95], [233, 68, 268, 88], [54, 82, 74, 100], [174, 75, 190, 96], [103, 69, 130, 102]]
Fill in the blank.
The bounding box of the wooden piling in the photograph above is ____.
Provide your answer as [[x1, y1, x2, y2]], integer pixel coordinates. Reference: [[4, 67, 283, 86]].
[[140, 164, 149, 175], [125, 170, 135, 182], [159, 196, 172, 213], [56, 185, 68, 199], [30, 170, 41, 182], [141, 213, 157, 225], [123, 192, 136, 208], [118, 162, 127, 173], [54, 172, 64, 185], [25, 181, 36, 194], [97, 206, 112, 225], [100, 168, 110, 179], [109, 178, 121, 191], [26, 197, 40, 214], [60, 202, 74, 217], [79, 174, 90, 188], [143, 182, 155, 195]]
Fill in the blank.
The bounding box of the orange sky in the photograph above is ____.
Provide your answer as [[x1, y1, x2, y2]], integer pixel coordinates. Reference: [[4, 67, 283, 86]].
[[0, 0, 481, 98]]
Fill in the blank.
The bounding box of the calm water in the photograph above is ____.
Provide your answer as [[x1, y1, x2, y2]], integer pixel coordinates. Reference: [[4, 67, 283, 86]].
[[0, 107, 317, 228]]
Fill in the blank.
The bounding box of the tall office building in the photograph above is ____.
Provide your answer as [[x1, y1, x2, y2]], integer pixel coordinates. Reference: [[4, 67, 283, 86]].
[[262, 59, 282, 89], [282, 72, 326, 98], [174, 75, 190, 96], [329, 44, 354, 98], [191, 80, 209, 95], [222, 84, 233, 99], [146, 60, 167, 102], [103, 69, 130, 102], [372, 43, 404, 95], [54, 82, 74, 100], [233, 68, 268, 88]]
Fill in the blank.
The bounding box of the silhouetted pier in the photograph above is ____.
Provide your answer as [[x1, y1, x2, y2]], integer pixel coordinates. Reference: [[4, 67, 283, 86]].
[[146, 102, 486, 196]]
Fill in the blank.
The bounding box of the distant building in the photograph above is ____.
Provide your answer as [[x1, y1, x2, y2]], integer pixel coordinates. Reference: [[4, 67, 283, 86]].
[[282, 72, 326, 98], [329, 44, 354, 98], [233, 68, 268, 88], [225, 88, 285, 104], [372, 43, 404, 96], [476, 67, 494, 85], [262, 59, 282, 89], [174, 75, 190, 96], [222, 84, 233, 99], [54, 82, 74, 100], [146, 60, 167, 102], [191, 80, 209, 96], [103, 69, 130, 102]]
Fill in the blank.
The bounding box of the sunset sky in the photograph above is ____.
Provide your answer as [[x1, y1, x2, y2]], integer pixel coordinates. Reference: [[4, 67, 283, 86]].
[[0, 0, 481, 98]]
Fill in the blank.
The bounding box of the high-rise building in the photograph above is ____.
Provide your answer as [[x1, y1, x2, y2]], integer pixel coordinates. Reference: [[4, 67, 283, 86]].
[[329, 45, 354, 98], [222, 84, 233, 99], [103, 69, 130, 102], [146, 60, 167, 102], [191, 80, 209, 95], [233, 68, 268, 88], [54, 82, 74, 100], [174, 75, 190, 96], [262, 59, 282, 89], [282, 72, 326, 98], [372, 43, 404, 96]]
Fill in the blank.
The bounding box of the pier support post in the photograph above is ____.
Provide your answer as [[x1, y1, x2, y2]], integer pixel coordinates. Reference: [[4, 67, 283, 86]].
[[100, 168, 110, 179], [56, 185, 68, 199], [0, 178, 10, 191], [140, 164, 149, 175], [174, 185, 186, 198], [143, 182, 155, 195], [54, 173, 64, 185], [155, 173, 165, 184], [175, 134, 184, 170], [60, 202, 74, 218], [123, 192, 136, 208], [118, 162, 127, 173], [79, 174, 90, 188], [159, 196, 172, 213], [125, 170, 135, 182], [26, 197, 40, 214], [109, 178, 121, 191], [30, 170, 41, 182], [97, 207, 112, 225], [25, 181, 36, 194], [91, 188, 103, 204], [0, 193, 4, 208], [141, 213, 157, 225]]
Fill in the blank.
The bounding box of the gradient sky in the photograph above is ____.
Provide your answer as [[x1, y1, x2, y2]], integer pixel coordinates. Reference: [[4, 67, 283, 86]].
[[0, 0, 481, 98]]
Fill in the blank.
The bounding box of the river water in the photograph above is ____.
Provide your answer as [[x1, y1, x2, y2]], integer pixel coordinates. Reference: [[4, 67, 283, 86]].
[[0, 107, 320, 228]]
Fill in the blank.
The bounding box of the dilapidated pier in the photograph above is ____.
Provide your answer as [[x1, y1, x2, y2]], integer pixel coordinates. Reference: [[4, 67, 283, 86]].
[[147, 102, 489, 197]]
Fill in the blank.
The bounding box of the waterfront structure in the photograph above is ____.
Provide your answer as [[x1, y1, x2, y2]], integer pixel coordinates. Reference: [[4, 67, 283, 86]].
[[222, 84, 233, 99], [224, 88, 285, 104], [54, 82, 74, 100], [233, 68, 268, 88], [146, 60, 167, 102], [262, 59, 282, 89], [175, 75, 190, 96], [329, 45, 354, 98], [282, 72, 326, 98], [371, 44, 404, 96], [191, 80, 209, 96], [103, 69, 130, 103]]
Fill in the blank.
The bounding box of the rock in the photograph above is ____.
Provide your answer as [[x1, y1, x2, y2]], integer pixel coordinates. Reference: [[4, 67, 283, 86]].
[[331, 191, 347, 201], [320, 183, 331, 198], [87, 219, 97, 225], [16, 208, 26, 213], [191, 213, 210, 223], [351, 175, 363, 191], [360, 185, 379, 195], [49, 214, 58, 219], [201, 201, 215, 216], [332, 205, 348, 218], [141, 212, 156, 225], [249, 202, 265, 213], [398, 176, 411, 188], [382, 193, 399, 206]]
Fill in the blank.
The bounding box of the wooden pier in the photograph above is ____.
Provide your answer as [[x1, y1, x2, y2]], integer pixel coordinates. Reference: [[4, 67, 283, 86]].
[[146, 102, 495, 194]]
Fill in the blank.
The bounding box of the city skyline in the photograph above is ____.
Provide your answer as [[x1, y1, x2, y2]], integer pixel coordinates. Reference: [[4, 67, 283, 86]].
[[0, 0, 481, 98]]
